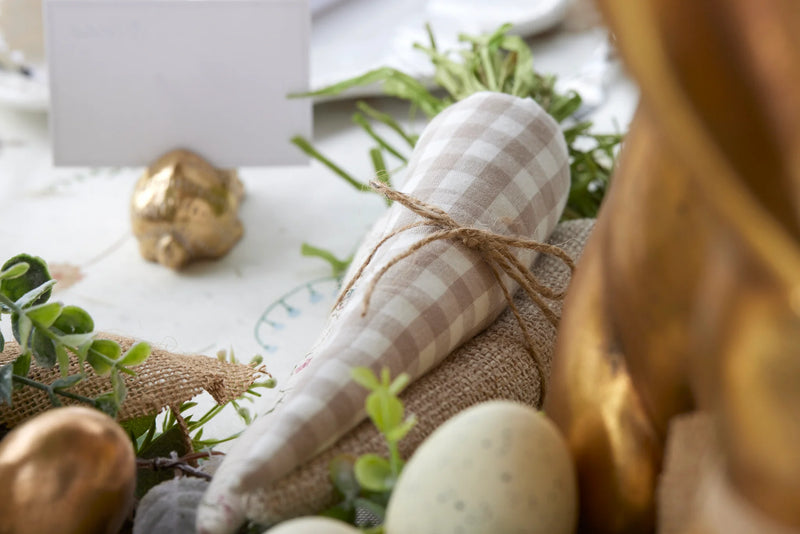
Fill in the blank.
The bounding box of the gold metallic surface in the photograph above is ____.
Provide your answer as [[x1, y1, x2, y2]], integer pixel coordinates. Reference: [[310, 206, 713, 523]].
[[0, 407, 136, 534], [545, 206, 661, 534], [547, 0, 800, 531], [131, 149, 244, 270], [600, 109, 708, 439]]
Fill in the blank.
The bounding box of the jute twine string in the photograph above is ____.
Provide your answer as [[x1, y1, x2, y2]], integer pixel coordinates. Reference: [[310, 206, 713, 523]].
[[171, 404, 195, 459], [336, 180, 576, 398]]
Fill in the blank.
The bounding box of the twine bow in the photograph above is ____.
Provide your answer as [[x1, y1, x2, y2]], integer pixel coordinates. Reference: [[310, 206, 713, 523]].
[[337, 180, 576, 399]]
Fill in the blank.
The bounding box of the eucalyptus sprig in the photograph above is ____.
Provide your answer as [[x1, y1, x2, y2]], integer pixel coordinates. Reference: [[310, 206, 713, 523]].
[[292, 23, 623, 274], [0, 253, 151, 417], [322, 367, 415, 531]]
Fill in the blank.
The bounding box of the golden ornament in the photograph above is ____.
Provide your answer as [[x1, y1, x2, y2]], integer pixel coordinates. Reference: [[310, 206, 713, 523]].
[[0, 406, 136, 534], [131, 149, 244, 270], [546, 0, 800, 532]]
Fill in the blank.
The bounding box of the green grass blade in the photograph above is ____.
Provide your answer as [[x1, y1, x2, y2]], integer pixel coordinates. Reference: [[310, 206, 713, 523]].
[[352, 113, 408, 163], [291, 136, 370, 192], [356, 101, 417, 148]]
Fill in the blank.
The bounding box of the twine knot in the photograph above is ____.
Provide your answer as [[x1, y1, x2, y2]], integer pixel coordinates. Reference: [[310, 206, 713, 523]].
[[335, 180, 576, 399], [458, 228, 485, 249]]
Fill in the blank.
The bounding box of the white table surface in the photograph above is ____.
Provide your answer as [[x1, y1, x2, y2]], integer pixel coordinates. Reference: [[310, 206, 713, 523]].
[[0, 12, 638, 446]]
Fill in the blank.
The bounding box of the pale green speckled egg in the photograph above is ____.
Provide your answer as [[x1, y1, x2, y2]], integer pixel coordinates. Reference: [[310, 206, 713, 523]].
[[385, 400, 577, 534]]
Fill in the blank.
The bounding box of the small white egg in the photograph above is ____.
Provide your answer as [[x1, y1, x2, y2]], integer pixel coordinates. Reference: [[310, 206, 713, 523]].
[[385, 400, 577, 534], [265, 516, 361, 534]]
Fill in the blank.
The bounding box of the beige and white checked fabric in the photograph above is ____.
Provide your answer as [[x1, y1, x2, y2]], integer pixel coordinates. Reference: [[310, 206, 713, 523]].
[[197, 92, 570, 533]]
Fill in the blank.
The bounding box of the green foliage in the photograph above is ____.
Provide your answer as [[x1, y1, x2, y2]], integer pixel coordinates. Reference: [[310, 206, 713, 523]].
[[321, 367, 415, 530], [292, 23, 624, 275], [0, 254, 52, 305], [0, 254, 151, 417]]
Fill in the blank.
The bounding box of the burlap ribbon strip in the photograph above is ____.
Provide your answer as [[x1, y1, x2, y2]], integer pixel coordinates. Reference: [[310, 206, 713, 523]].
[[0, 333, 261, 428]]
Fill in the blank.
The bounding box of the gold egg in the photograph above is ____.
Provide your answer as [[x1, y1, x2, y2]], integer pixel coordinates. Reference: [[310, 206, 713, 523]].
[[0, 406, 136, 534]]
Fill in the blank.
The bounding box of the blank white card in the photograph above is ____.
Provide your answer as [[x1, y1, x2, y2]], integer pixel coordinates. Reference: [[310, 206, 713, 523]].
[[46, 0, 311, 167]]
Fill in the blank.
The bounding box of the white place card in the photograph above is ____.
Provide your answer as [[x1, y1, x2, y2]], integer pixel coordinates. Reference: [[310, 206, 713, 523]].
[[45, 0, 311, 167]]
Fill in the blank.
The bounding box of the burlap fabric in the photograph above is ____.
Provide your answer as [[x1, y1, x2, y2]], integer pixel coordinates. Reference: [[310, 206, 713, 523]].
[[251, 218, 594, 523], [0, 333, 260, 427]]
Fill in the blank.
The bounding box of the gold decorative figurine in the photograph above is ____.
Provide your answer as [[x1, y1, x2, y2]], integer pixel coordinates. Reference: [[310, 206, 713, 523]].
[[545, 1, 800, 532], [131, 149, 244, 270]]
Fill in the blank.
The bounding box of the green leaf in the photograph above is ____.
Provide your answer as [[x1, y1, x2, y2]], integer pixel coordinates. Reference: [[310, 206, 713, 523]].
[[30, 328, 57, 368], [351, 367, 381, 391], [13, 313, 33, 350], [87, 339, 120, 375], [0, 261, 29, 281], [0, 254, 51, 305], [388, 373, 410, 396], [354, 454, 395, 492], [236, 406, 252, 425], [385, 414, 417, 443], [51, 374, 84, 391], [548, 91, 583, 123], [119, 341, 150, 367], [58, 332, 95, 349], [0, 364, 13, 405], [179, 401, 198, 413], [0, 329, 4, 353], [121, 413, 157, 440], [25, 302, 64, 328], [111, 370, 127, 405], [365, 392, 404, 434], [75, 339, 92, 368], [52, 305, 94, 335], [380, 368, 391, 388], [12, 351, 30, 379], [55, 344, 70, 377], [13, 279, 57, 310]]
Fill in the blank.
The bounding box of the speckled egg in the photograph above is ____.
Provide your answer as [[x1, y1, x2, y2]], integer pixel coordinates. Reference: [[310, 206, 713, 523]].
[[385, 400, 577, 534], [265, 517, 361, 534]]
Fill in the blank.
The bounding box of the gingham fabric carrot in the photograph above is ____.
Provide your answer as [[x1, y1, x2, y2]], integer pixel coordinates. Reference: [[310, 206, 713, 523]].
[[197, 91, 570, 533]]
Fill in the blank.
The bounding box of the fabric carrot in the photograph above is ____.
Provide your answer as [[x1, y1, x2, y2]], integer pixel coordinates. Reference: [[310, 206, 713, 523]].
[[197, 91, 570, 533]]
